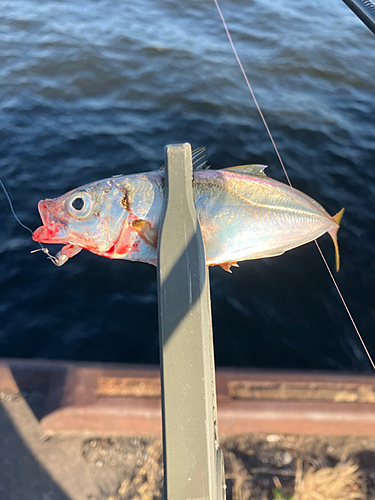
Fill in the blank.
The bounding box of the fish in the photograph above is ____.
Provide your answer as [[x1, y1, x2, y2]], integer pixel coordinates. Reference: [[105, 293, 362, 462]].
[[32, 151, 344, 271]]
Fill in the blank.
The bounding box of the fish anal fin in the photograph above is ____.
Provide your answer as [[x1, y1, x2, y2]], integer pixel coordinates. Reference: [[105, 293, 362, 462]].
[[132, 219, 158, 248], [329, 207, 345, 272], [221, 164, 268, 177], [218, 261, 239, 273]]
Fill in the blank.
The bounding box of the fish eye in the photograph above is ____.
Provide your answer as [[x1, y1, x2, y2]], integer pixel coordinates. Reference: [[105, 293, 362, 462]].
[[67, 191, 93, 218], [72, 197, 84, 211]]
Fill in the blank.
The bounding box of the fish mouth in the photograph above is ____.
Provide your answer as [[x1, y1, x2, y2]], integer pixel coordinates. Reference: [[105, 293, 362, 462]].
[[32, 200, 68, 243]]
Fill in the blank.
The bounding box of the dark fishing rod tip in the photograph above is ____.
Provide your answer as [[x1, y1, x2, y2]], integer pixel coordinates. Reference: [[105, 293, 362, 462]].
[[342, 0, 375, 35]]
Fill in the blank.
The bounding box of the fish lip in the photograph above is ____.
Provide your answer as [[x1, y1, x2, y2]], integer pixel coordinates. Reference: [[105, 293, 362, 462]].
[[32, 199, 68, 243], [37, 200, 56, 227]]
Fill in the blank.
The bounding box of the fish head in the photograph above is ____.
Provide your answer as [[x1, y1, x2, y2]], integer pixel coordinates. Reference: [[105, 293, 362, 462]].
[[32, 179, 133, 256]]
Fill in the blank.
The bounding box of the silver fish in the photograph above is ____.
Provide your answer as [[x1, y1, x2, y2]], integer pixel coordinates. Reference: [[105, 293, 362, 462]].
[[32, 156, 344, 271]]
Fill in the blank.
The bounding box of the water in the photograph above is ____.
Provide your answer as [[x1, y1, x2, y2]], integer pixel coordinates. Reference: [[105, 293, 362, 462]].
[[1, 0, 375, 371]]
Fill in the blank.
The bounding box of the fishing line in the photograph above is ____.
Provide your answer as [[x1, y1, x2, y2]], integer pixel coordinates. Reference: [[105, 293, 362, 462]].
[[213, 0, 375, 370], [315, 241, 375, 370], [0, 180, 58, 264]]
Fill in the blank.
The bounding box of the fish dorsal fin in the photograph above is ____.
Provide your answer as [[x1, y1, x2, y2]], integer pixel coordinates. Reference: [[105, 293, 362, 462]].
[[192, 146, 209, 170], [159, 146, 209, 171], [221, 164, 268, 177]]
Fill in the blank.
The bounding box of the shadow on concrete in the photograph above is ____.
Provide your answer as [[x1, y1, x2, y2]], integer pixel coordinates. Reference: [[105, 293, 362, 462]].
[[0, 401, 69, 500], [8, 360, 68, 421]]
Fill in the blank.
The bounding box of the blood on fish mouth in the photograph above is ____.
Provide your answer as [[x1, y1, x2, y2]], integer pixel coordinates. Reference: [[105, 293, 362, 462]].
[[32, 222, 67, 243], [32, 200, 68, 243]]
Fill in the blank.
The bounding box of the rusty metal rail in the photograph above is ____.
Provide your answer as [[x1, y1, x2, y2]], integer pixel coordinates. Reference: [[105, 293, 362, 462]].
[[1, 358, 375, 436]]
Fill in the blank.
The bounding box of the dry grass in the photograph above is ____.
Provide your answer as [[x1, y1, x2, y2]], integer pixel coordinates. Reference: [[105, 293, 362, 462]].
[[294, 460, 366, 500], [225, 457, 252, 500], [107, 439, 163, 500], [105, 439, 367, 500]]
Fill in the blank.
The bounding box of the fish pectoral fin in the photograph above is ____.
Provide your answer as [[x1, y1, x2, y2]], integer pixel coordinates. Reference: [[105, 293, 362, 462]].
[[218, 261, 239, 273], [329, 207, 345, 272], [132, 219, 158, 248], [220, 164, 268, 177]]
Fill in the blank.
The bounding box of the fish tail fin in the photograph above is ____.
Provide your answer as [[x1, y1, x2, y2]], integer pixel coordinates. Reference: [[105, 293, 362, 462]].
[[332, 207, 345, 227], [328, 208, 345, 272]]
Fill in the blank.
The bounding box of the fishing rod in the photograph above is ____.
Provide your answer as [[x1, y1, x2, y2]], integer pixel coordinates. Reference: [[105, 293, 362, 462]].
[[342, 0, 375, 35]]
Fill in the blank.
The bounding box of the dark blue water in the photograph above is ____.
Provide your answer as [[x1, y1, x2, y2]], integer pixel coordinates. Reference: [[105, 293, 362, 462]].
[[1, 0, 375, 371]]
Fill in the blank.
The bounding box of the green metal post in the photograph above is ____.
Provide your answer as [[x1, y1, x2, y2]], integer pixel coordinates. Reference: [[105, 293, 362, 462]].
[[157, 143, 225, 500]]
